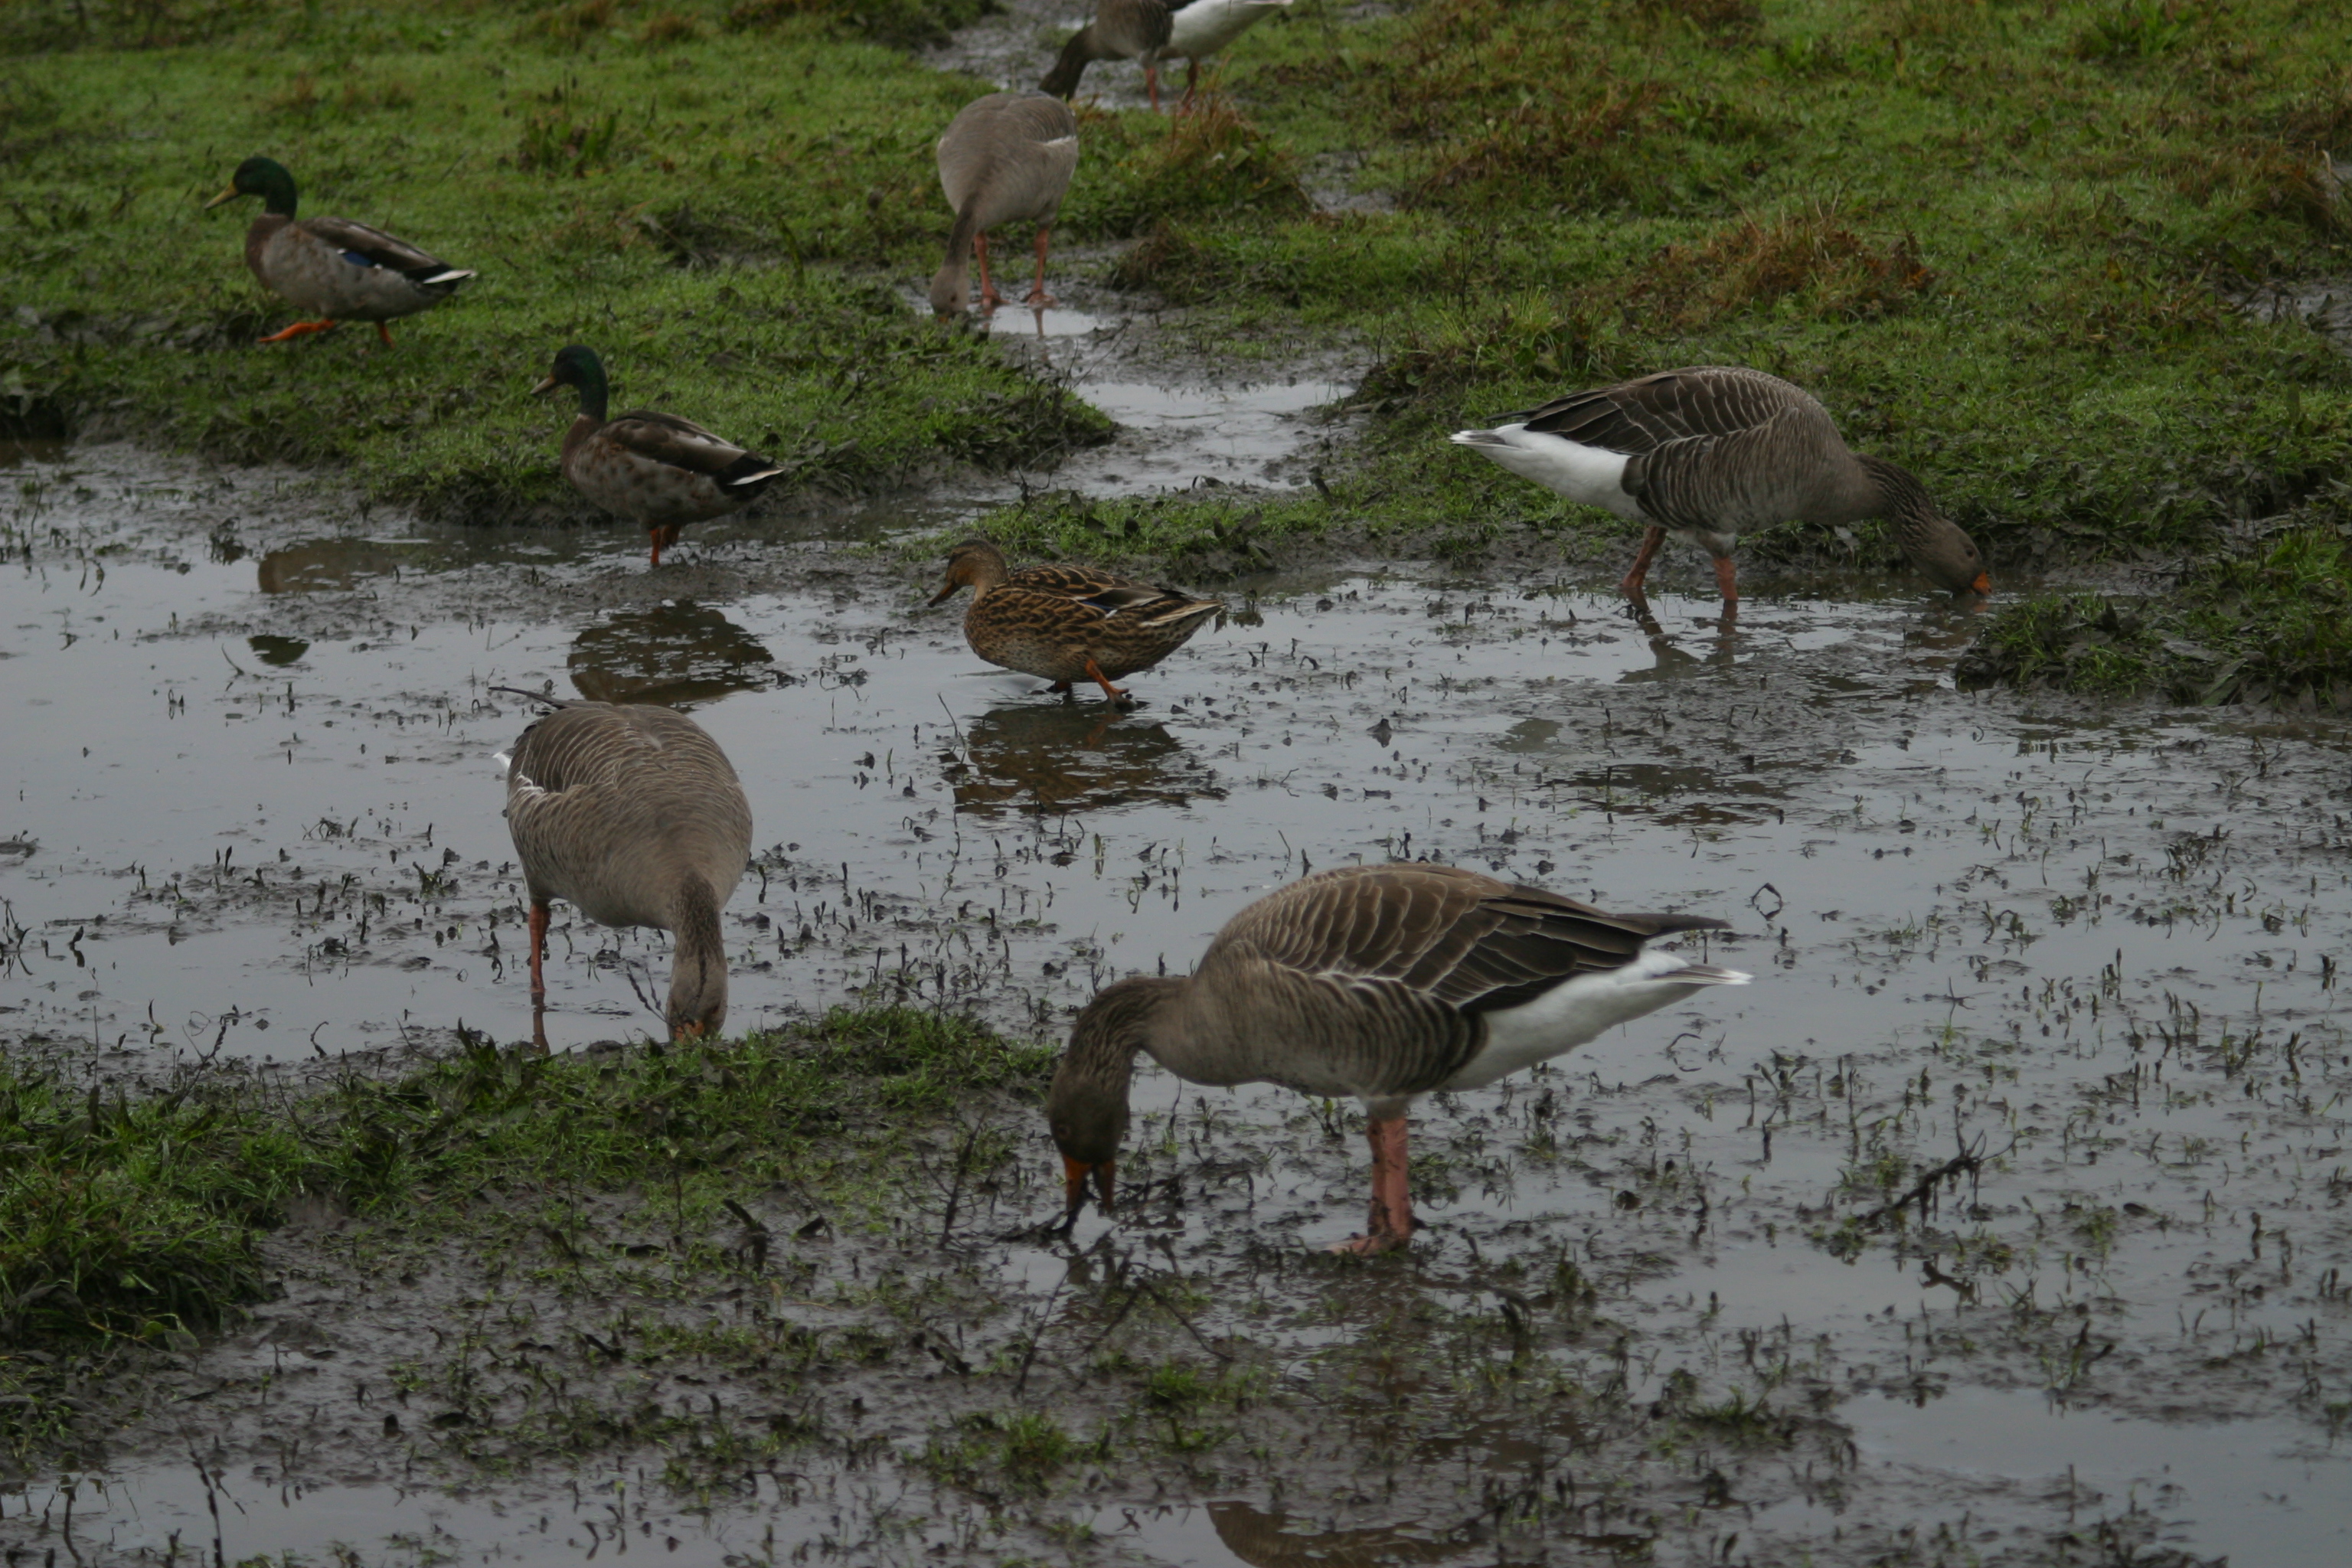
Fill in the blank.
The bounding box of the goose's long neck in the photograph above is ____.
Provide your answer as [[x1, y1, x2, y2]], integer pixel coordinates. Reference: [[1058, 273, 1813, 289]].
[[1047, 975, 1187, 1168], [666, 874, 727, 1040], [930, 198, 984, 315]]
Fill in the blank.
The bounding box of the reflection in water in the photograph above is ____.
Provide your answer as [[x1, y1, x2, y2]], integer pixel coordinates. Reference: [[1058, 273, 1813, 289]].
[[568, 602, 776, 706], [256, 538, 411, 593], [247, 634, 309, 667], [1619, 590, 1738, 684], [1207, 1501, 1472, 1568], [948, 703, 1223, 815]]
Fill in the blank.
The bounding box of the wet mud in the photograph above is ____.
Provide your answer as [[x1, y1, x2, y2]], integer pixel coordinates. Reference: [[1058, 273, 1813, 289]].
[[4, 432, 2350, 1566]]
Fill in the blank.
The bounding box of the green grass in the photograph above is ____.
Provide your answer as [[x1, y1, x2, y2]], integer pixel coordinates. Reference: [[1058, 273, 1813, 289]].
[[0, 1008, 1050, 1461], [1152, 0, 2352, 576], [0, 0, 1117, 515], [1957, 524, 2352, 705]]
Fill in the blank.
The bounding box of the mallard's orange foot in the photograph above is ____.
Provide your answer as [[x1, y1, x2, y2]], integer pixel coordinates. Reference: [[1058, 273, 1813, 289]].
[[1047, 681, 1073, 695], [259, 318, 338, 343], [375, 322, 396, 348]]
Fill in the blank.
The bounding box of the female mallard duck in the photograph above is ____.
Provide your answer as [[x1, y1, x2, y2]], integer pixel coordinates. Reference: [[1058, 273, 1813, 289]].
[[1049, 864, 1747, 1252], [1449, 365, 1990, 610], [932, 91, 1081, 315], [203, 156, 474, 347], [1040, 0, 1174, 110], [495, 689, 752, 1045], [926, 538, 1221, 704], [534, 345, 786, 567]]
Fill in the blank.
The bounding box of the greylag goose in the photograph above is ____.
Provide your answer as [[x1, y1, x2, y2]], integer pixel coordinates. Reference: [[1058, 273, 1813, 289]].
[[931, 92, 1082, 315], [1449, 365, 1990, 607], [204, 156, 475, 347], [927, 538, 1222, 704], [1163, 0, 1293, 108], [496, 690, 752, 1043], [1047, 864, 1747, 1252], [1040, 0, 1175, 111], [533, 346, 786, 567]]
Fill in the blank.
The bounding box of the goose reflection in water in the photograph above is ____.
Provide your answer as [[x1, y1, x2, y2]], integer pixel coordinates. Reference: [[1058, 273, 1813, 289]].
[[946, 703, 1224, 816], [256, 537, 413, 593], [1204, 1501, 1472, 1568], [567, 602, 776, 707]]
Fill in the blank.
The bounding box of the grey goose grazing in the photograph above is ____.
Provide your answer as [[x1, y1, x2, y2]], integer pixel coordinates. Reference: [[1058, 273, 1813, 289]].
[[1047, 864, 1748, 1253], [1450, 365, 1990, 608], [534, 346, 786, 567], [496, 691, 752, 1044], [204, 155, 475, 347], [1040, 0, 1176, 111], [931, 92, 1083, 315]]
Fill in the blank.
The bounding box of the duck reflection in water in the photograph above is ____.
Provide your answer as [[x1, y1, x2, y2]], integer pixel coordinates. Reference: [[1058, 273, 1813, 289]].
[[946, 702, 1225, 816], [567, 602, 776, 707]]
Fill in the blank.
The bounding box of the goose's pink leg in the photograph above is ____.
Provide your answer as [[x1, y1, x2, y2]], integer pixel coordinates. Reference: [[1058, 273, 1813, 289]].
[[528, 901, 549, 1002], [1712, 554, 1740, 604], [976, 234, 1006, 309], [1147, 62, 1162, 113], [1025, 227, 1056, 307], [1334, 1116, 1415, 1253], [1619, 524, 1668, 597]]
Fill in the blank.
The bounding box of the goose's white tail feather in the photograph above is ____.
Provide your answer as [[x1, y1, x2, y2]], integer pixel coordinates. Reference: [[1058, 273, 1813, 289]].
[[1449, 423, 1643, 519], [1442, 948, 1752, 1091], [493, 749, 514, 776]]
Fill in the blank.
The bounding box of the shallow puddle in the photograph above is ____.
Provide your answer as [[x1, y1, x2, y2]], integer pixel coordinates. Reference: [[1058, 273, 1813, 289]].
[[5, 441, 2350, 1564]]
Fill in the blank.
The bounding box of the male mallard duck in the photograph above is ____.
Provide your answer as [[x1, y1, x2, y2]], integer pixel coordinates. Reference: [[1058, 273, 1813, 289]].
[[1162, 0, 1293, 109], [1449, 365, 1990, 610], [932, 91, 1081, 315], [926, 538, 1221, 704], [203, 156, 474, 347], [1048, 864, 1746, 1252], [495, 689, 753, 1045], [1040, 0, 1175, 110], [533, 345, 786, 567]]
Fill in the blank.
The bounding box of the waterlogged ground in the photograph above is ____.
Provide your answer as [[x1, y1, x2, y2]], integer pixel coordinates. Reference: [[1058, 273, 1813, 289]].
[[3, 439, 2350, 1567]]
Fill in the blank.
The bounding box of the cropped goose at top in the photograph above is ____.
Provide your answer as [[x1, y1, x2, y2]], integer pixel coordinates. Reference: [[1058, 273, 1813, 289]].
[[927, 538, 1222, 705], [1450, 365, 1990, 609], [1161, 0, 1294, 109], [204, 155, 474, 347], [534, 345, 786, 567], [1040, 0, 1175, 110], [1047, 864, 1749, 1252], [496, 691, 752, 1046]]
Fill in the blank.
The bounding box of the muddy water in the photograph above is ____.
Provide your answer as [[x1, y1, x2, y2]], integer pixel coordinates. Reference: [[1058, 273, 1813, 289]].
[[5, 439, 2351, 1565]]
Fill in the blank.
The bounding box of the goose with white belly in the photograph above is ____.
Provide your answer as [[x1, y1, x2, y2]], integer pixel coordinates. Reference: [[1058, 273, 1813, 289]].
[[1046, 863, 1747, 1253], [1161, 0, 1293, 109], [1450, 365, 1990, 609]]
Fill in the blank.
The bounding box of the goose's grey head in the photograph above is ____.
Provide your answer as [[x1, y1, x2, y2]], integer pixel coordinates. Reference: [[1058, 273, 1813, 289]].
[[1046, 975, 1180, 1217]]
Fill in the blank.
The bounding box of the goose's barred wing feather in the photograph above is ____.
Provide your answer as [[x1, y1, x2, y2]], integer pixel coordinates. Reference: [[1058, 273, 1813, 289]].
[[1508, 365, 1814, 454], [1209, 864, 1726, 1015]]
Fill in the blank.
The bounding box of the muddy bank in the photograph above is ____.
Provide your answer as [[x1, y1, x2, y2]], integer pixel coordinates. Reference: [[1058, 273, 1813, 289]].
[[5, 439, 2350, 1566]]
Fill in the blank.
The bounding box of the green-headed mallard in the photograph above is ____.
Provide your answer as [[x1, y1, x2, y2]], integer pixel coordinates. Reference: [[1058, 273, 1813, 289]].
[[204, 156, 475, 347], [1449, 365, 1991, 609], [926, 537, 1221, 704], [932, 91, 1080, 316], [533, 345, 786, 567], [495, 689, 752, 1045]]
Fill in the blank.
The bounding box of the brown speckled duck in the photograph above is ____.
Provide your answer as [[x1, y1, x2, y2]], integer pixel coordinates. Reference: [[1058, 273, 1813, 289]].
[[534, 346, 786, 567], [926, 538, 1221, 704], [204, 156, 474, 347]]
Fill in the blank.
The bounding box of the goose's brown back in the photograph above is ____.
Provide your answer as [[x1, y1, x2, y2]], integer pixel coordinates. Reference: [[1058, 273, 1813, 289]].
[[1158, 864, 1724, 1101], [505, 700, 751, 930], [937, 92, 1081, 233]]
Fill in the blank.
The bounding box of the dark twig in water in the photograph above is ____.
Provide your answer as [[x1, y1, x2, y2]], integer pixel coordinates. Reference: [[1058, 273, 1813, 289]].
[[1859, 1134, 2010, 1229]]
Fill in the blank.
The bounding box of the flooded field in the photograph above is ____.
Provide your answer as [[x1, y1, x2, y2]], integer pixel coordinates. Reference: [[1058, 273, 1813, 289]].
[[3, 435, 2349, 1567]]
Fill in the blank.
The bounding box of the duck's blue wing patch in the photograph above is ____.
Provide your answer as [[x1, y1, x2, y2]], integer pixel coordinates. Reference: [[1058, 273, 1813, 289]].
[[339, 250, 379, 270]]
